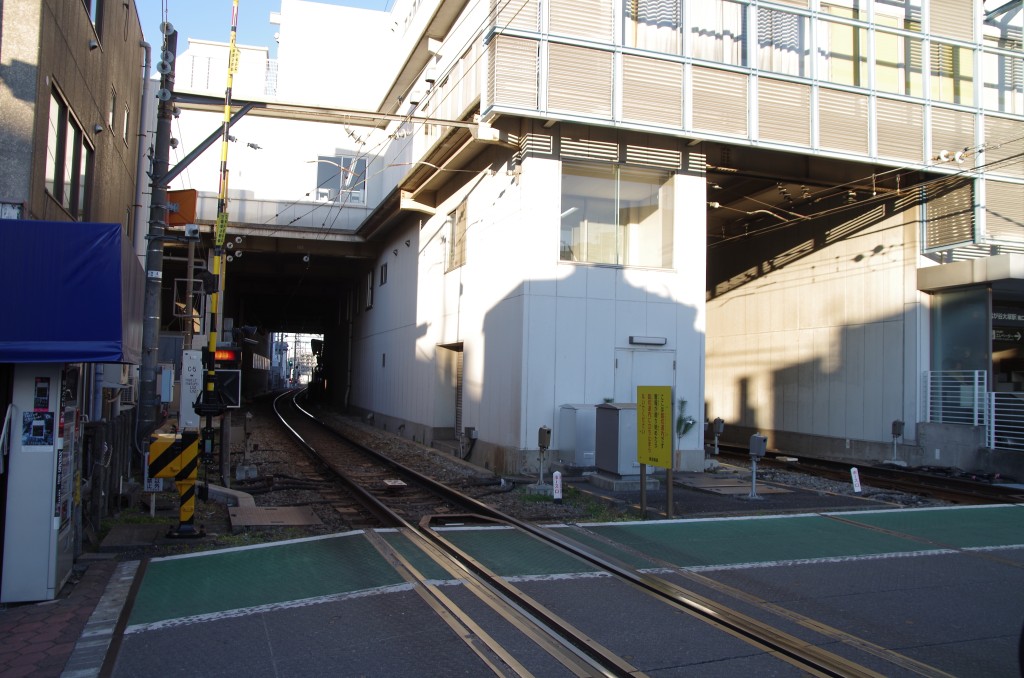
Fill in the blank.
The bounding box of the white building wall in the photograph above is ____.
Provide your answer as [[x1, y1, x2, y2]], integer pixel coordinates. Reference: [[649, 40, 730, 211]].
[[275, 0, 401, 110], [350, 146, 707, 465], [706, 206, 926, 451]]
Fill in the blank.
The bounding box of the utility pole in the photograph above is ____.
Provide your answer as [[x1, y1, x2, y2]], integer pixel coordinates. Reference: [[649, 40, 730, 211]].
[[138, 28, 177, 444]]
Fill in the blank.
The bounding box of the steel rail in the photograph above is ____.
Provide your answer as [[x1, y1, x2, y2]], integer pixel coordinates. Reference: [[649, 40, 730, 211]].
[[274, 390, 643, 677], [716, 445, 1024, 505], [290, 396, 886, 677]]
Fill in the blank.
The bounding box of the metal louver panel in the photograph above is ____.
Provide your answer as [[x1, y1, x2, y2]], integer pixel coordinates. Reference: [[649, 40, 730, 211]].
[[692, 67, 748, 136], [985, 180, 1024, 242], [758, 78, 810, 146], [622, 54, 682, 128], [931, 107, 975, 165], [624, 144, 682, 169], [985, 115, 1024, 179], [549, 0, 614, 41], [925, 179, 975, 251], [520, 132, 555, 158], [488, 36, 539, 110], [548, 43, 613, 116], [491, 0, 539, 31], [818, 88, 869, 154], [930, 0, 974, 42], [876, 98, 924, 162], [560, 137, 619, 162]]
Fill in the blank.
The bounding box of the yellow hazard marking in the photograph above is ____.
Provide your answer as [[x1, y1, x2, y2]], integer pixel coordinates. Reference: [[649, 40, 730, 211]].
[[148, 433, 200, 479], [215, 213, 228, 246]]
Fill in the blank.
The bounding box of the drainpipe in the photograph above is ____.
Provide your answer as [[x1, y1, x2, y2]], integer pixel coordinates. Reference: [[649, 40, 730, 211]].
[[134, 40, 153, 263]]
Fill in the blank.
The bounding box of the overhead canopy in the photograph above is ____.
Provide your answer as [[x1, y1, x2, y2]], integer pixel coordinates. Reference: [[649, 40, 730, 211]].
[[0, 220, 143, 364]]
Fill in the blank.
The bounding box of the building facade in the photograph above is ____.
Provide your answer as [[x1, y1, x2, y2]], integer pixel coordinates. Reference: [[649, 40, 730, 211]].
[[169, 0, 1023, 477], [0, 0, 147, 601]]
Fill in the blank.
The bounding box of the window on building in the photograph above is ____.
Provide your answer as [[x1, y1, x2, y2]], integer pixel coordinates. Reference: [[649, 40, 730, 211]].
[[122, 103, 130, 145], [560, 162, 674, 268], [446, 200, 467, 272], [315, 155, 367, 205], [84, 0, 103, 35], [931, 42, 974, 105], [380, 262, 388, 286], [982, 3, 1023, 114], [45, 90, 93, 220], [873, 0, 922, 31], [690, 0, 746, 66], [817, 18, 868, 86], [365, 270, 374, 310], [875, 28, 924, 96], [624, 0, 680, 54], [108, 87, 116, 131], [756, 8, 809, 77]]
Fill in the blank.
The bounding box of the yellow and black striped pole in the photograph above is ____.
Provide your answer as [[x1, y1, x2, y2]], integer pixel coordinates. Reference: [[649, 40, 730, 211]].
[[197, 0, 240, 519], [206, 0, 239, 399], [148, 432, 201, 536]]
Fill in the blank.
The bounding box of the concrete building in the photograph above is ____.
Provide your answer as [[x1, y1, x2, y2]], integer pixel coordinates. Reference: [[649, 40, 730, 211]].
[[0, 0, 147, 601], [165, 0, 1022, 478]]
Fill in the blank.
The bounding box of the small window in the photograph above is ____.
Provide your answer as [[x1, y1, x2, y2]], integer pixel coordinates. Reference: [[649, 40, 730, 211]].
[[446, 200, 467, 272], [315, 155, 367, 205], [84, 0, 104, 36], [122, 103, 130, 145], [380, 262, 388, 286], [365, 270, 374, 310], [108, 87, 116, 131]]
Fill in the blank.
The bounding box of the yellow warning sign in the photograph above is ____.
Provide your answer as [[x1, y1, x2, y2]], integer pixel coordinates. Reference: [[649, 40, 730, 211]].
[[637, 386, 672, 469]]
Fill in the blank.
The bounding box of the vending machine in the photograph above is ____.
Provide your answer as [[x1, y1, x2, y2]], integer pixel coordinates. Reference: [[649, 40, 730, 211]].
[[1, 363, 80, 603]]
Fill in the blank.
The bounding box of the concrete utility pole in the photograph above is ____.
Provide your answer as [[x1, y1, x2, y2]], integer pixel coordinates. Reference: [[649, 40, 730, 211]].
[[138, 29, 177, 445]]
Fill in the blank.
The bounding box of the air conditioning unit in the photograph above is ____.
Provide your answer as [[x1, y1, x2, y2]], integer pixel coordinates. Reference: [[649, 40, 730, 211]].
[[120, 368, 138, 407]]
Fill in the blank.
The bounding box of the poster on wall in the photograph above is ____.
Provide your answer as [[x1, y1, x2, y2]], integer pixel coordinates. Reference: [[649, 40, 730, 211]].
[[22, 411, 54, 446], [34, 377, 50, 411]]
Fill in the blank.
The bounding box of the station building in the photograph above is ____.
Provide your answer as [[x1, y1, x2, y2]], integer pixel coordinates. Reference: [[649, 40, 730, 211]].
[[167, 0, 1023, 478]]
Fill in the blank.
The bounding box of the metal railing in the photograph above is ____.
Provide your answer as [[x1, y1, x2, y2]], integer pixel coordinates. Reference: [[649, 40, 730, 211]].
[[925, 370, 1024, 451], [988, 393, 1024, 451], [925, 370, 988, 426]]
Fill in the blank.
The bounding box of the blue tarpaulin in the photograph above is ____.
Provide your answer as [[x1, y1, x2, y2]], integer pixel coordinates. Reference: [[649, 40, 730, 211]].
[[0, 220, 143, 364]]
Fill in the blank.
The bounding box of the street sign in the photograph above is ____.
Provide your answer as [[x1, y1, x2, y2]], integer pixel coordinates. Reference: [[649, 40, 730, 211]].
[[637, 385, 672, 469], [181, 350, 202, 429]]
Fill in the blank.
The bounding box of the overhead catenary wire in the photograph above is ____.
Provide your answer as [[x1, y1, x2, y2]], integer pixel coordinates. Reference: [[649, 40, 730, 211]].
[[708, 145, 1024, 249]]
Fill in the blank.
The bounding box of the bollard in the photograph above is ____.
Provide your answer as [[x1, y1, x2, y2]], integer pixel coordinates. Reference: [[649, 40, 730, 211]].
[[553, 471, 562, 504]]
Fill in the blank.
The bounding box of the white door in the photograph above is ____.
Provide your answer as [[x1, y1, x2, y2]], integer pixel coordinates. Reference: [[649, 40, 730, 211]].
[[614, 349, 675, 403]]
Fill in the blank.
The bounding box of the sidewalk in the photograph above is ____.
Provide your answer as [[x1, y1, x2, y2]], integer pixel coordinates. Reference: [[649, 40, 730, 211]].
[[0, 556, 120, 678]]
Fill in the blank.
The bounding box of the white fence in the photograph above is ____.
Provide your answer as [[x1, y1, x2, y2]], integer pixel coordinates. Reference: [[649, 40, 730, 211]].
[[924, 370, 1024, 451]]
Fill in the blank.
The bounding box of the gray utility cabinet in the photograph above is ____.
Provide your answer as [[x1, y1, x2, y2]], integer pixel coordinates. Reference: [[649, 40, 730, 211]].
[[595, 403, 641, 477], [558, 404, 597, 467]]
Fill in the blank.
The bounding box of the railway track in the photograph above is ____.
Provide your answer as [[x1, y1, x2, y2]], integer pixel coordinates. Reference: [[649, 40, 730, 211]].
[[272, 389, 954, 677], [715, 444, 1024, 505]]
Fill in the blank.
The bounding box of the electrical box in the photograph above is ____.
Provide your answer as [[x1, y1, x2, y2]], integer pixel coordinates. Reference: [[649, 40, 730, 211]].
[[558, 404, 597, 467], [712, 417, 725, 435], [749, 434, 767, 457], [891, 419, 905, 438], [538, 425, 551, 450], [595, 403, 640, 476]]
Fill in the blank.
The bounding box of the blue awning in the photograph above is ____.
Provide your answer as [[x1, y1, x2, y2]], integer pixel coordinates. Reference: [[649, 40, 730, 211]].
[[0, 220, 143, 364]]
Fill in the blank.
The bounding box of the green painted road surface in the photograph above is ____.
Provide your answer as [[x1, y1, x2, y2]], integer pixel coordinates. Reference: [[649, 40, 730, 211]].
[[126, 505, 1024, 628]]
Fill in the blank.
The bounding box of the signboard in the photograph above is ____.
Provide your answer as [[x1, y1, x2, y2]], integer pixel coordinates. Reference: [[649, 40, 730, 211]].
[[181, 349, 203, 429], [993, 327, 1023, 343], [637, 386, 672, 469]]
